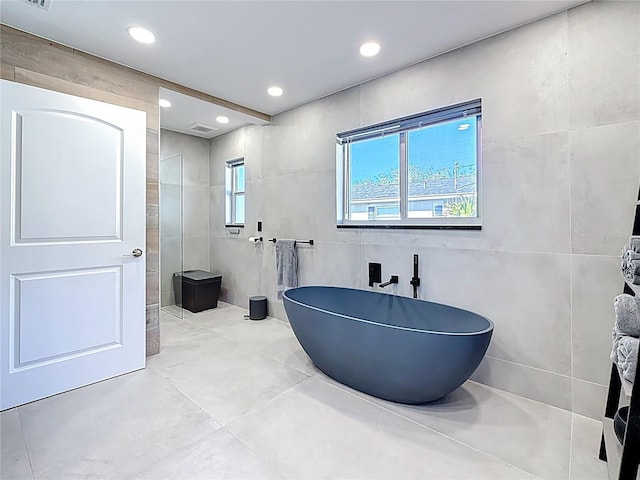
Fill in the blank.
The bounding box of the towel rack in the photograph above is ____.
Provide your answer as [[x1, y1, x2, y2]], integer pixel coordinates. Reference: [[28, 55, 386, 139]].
[[599, 184, 640, 479], [269, 238, 314, 246]]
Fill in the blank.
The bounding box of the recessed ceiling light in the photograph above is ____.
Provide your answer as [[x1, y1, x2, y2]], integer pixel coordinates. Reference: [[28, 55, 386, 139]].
[[360, 42, 380, 57], [267, 86, 283, 97], [158, 99, 171, 108], [216, 116, 230, 124], [458, 123, 470, 131], [127, 26, 155, 44]]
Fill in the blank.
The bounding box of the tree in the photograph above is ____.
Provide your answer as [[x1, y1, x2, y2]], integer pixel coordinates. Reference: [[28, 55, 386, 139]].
[[446, 195, 476, 217], [353, 163, 476, 186]]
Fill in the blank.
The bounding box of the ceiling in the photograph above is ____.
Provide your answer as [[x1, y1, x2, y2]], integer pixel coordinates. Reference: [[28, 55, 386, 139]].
[[158, 88, 269, 139], [1, 0, 586, 134]]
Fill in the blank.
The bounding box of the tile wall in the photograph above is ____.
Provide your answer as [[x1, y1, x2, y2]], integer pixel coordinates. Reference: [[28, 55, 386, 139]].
[[209, 1, 640, 418]]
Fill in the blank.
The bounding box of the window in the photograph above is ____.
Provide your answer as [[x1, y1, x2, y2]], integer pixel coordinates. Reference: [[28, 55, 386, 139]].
[[225, 159, 245, 226], [336, 99, 481, 228]]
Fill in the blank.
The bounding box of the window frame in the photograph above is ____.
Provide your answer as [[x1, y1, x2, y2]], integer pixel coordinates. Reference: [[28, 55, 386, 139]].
[[225, 158, 245, 227], [336, 99, 482, 230]]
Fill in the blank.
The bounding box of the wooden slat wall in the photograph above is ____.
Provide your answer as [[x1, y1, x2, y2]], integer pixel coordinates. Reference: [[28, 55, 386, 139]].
[[0, 24, 269, 355]]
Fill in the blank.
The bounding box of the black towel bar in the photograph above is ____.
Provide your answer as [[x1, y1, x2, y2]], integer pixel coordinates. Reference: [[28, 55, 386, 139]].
[[269, 238, 314, 245]]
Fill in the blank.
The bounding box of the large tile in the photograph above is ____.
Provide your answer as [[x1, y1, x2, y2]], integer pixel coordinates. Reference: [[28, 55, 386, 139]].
[[243, 124, 264, 183], [209, 185, 227, 237], [360, 226, 491, 253], [195, 307, 317, 376], [260, 241, 279, 303], [261, 87, 361, 178], [261, 171, 360, 244], [227, 376, 535, 479], [571, 255, 621, 385], [210, 236, 263, 300], [183, 235, 211, 272], [243, 178, 264, 238], [481, 132, 570, 254], [158, 310, 207, 345], [18, 369, 220, 479], [183, 185, 210, 238], [160, 334, 309, 425], [160, 291, 172, 307], [209, 181, 265, 240], [218, 286, 236, 305], [296, 241, 363, 289], [362, 245, 572, 375], [570, 122, 640, 256], [0, 409, 33, 480], [570, 414, 608, 480], [360, 50, 470, 128], [436, 249, 571, 374], [362, 8, 569, 143], [208, 185, 264, 244], [210, 128, 245, 186], [159, 151, 183, 186], [159, 183, 182, 238], [137, 428, 284, 480], [471, 355, 572, 411], [470, 10, 569, 143], [160, 235, 182, 299], [267, 299, 286, 321], [183, 145, 210, 188], [179, 301, 246, 331], [160, 129, 210, 186], [568, 1, 640, 129], [337, 380, 573, 480], [572, 379, 607, 422], [160, 303, 185, 317], [148, 326, 226, 373]]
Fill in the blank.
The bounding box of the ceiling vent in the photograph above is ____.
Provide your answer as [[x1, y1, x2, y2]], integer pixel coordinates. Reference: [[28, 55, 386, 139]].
[[22, 0, 52, 11], [188, 123, 218, 134]]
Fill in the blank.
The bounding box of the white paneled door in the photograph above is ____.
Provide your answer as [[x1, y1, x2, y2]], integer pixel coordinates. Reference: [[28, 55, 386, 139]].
[[0, 80, 146, 410]]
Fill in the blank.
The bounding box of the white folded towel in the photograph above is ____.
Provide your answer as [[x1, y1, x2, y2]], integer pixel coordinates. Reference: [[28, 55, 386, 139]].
[[630, 237, 640, 253], [612, 326, 626, 363], [617, 336, 639, 383], [614, 294, 640, 337]]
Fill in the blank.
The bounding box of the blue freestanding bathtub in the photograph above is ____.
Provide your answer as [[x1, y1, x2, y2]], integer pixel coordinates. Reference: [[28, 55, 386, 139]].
[[283, 286, 493, 404]]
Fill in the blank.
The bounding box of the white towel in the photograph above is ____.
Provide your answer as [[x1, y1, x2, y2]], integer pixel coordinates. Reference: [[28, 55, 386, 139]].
[[276, 240, 297, 299], [614, 294, 640, 337], [630, 237, 640, 253], [612, 326, 626, 363], [617, 336, 639, 383], [623, 246, 630, 271], [627, 249, 640, 264]]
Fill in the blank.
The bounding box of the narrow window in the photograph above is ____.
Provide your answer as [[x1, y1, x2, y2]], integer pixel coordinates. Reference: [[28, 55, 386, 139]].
[[336, 99, 481, 229], [225, 159, 245, 226]]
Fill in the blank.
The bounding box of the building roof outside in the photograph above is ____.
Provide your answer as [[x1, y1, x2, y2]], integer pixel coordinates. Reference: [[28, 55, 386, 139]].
[[350, 175, 476, 201]]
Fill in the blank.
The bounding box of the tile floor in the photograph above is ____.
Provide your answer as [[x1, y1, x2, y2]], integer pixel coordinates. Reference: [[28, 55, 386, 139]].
[[1, 302, 609, 479]]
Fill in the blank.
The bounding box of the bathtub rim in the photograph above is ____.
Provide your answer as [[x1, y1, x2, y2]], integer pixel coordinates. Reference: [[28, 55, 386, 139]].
[[283, 285, 494, 336]]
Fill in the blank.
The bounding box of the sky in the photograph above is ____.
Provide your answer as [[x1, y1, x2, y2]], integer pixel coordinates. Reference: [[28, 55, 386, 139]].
[[350, 116, 478, 184]]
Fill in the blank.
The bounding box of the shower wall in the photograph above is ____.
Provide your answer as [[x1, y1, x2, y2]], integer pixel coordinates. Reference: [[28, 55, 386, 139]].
[[160, 129, 211, 307]]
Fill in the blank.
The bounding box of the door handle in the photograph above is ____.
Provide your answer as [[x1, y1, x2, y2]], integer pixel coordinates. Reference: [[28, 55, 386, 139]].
[[123, 248, 143, 257]]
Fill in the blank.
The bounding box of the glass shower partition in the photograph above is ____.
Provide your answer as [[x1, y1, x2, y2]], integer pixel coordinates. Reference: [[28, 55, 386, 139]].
[[159, 154, 184, 319]]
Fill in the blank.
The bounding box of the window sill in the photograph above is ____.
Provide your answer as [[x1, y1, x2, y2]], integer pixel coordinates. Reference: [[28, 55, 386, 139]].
[[225, 225, 245, 228], [336, 224, 481, 231]]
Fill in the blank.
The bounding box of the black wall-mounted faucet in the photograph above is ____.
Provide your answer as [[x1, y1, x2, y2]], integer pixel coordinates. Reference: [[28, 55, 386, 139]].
[[379, 275, 398, 288], [410, 254, 421, 298], [368, 263, 382, 287]]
